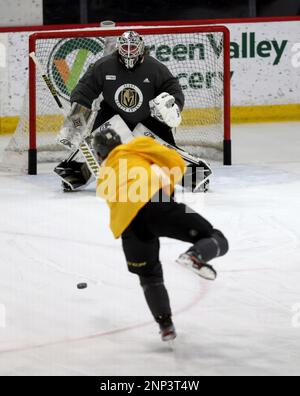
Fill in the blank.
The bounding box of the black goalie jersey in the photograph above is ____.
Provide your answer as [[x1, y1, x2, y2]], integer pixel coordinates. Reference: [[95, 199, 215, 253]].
[[70, 52, 185, 144]]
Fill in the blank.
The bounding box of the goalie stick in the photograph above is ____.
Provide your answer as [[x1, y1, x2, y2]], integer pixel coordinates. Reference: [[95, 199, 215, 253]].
[[132, 124, 212, 191]]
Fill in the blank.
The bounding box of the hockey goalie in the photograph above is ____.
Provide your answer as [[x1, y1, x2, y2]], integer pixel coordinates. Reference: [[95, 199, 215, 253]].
[[55, 30, 210, 192]]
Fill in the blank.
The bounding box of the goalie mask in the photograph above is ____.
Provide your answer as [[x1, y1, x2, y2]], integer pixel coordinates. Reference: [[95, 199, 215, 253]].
[[93, 128, 122, 162], [116, 31, 145, 70]]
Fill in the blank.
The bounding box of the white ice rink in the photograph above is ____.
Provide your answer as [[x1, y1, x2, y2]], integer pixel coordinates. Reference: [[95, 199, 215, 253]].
[[0, 122, 300, 376]]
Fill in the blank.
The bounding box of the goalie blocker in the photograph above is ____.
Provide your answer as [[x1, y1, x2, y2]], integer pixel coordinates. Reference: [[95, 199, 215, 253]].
[[55, 114, 212, 192]]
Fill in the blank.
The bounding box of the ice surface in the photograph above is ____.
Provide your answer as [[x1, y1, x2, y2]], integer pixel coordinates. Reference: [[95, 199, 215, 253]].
[[0, 123, 300, 376]]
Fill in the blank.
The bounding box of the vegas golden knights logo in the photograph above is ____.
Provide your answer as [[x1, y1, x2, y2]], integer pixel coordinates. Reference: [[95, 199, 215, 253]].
[[115, 84, 143, 113], [120, 88, 139, 109]]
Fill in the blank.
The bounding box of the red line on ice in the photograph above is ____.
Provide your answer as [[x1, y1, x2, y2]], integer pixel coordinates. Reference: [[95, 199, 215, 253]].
[[0, 281, 210, 354]]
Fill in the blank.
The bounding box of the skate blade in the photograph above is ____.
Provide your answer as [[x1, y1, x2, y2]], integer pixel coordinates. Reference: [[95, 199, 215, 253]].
[[162, 333, 177, 342], [166, 339, 176, 351], [176, 255, 217, 281], [162, 334, 177, 352], [161, 326, 177, 343]]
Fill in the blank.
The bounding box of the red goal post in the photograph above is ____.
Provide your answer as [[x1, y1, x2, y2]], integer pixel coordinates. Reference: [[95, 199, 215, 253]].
[[27, 25, 231, 174]]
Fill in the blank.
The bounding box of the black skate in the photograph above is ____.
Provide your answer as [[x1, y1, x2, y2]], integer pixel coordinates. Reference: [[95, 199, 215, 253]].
[[177, 252, 217, 281], [62, 181, 73, 192], [156, 315, 177, 342]]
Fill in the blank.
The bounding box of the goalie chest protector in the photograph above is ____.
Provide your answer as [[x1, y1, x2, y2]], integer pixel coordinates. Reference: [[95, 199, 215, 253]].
[[71, 52, 184, 128]]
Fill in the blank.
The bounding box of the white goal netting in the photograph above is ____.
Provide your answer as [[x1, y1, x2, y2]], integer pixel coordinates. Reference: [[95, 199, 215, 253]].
[[3, 26, 230, 173]]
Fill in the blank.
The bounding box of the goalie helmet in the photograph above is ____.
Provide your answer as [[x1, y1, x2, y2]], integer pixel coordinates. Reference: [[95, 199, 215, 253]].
[[116, 31, 145, 69], [93, 128, 122, 162]]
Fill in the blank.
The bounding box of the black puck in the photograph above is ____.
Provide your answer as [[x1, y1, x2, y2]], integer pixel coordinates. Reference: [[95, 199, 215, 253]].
[[77, 282, 88, 289]]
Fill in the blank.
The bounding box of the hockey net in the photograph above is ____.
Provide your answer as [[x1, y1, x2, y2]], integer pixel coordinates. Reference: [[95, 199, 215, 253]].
[[3, 25, 231, 174]]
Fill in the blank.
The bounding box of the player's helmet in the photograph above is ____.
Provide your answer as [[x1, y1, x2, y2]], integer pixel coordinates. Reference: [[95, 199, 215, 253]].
[[92, 128, 122, 162], [116, 31, 145, 69]]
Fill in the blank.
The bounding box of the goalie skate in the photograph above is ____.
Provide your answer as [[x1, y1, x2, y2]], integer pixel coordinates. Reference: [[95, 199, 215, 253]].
[[177, 253, 217, 281]]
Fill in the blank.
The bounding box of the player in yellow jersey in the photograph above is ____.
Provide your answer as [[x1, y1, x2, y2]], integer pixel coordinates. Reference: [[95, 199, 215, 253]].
[[94, 129, 229, 342]]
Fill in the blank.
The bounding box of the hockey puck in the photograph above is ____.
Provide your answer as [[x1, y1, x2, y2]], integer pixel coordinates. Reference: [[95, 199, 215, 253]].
[[77, 282, 88, 289]]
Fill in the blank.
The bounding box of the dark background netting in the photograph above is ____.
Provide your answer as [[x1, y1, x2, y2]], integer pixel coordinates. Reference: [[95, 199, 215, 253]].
[[43, 0, 300, 25]]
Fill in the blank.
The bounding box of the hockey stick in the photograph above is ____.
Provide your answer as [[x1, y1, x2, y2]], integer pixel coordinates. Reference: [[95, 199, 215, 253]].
[[29, 52, 65, 112], [147, 133, 212, 192], [136, 128, 211, 168], [132, 125, 212, 191], [29, 52, 100, 178]]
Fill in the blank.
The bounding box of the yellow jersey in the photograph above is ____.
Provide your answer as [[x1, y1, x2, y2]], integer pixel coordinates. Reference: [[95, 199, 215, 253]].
[[96, 136, 186, 239]]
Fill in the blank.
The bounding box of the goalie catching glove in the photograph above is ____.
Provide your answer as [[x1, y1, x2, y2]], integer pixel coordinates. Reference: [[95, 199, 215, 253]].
[[149, 92, 182, 128], [57, 102, 92, 149]]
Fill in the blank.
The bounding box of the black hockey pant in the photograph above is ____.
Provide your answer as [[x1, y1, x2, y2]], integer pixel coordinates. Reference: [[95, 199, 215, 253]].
[[121, 191, 228, 322]]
